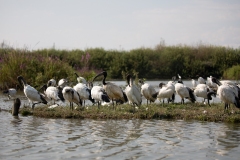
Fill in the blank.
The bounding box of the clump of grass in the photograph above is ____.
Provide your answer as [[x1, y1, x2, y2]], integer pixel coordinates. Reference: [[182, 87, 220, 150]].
[[19, 103, 240, 123], [20, 108, 33, 116]]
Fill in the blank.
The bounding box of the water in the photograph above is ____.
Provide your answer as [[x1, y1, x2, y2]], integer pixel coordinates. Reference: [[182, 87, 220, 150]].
[[1, 80, 239, 159], [1, 113, 240, 160]]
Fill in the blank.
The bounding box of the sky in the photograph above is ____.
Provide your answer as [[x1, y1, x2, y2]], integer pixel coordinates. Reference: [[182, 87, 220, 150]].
[[0, 0, 240, 51]]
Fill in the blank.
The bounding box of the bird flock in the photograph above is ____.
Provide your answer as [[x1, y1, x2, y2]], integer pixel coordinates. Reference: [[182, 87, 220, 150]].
[[2, 71, 240, 111]]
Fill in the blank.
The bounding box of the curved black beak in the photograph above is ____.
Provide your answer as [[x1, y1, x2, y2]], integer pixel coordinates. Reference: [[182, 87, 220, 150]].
[[92, 71, 106, 82]]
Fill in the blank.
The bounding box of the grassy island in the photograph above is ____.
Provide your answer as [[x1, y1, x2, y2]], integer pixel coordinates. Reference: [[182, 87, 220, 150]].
[[18, 103, 240, 123]]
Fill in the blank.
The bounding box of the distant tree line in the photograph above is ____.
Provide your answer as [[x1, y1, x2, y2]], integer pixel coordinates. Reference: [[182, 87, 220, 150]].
[[0, 43, 239, 89]]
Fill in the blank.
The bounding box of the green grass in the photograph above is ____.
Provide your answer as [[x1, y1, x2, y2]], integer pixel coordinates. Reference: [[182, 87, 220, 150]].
[[19, 102, 240, 123]]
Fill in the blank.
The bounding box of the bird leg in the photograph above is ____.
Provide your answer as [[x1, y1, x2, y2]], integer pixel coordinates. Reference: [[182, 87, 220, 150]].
[[32, 102, 42, 110], [207, 99, 211, 107], [97, 101, 100, 109], [181, 98, 184, 104], [112, 99, 115, 110]]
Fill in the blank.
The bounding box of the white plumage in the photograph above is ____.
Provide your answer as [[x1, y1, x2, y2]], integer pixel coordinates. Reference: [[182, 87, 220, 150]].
[[41, 84, 65, 105], [212, 77, 240, 109], [139, 79, 158, 105], [75, 72, 87, 84], [175, 81, 196, 104], [92, 71, 128, 107], [220, 80, 237, 86], [198, 77, 206, 84], [157, 81, 175, 105], [62, 86, 82, 110], [47, 78, 57, 87], [91, 85, 110, 108], [191, 79, 197, 89], [125, 74, 142, 107], [207, 76, 218, 89], [73, 83, 94, 106], [194, 84, 216, 106], [17, 76, 47, 109], [2, 85, 19, 100], [58, 78, 68, 88]]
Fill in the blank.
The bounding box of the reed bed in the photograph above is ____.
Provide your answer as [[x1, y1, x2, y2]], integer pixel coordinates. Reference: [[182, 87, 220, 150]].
[[18, 103, 240, 123]]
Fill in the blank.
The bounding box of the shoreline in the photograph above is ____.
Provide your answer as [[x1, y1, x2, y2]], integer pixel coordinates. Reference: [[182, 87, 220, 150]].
[[10, 103, 240, 123]]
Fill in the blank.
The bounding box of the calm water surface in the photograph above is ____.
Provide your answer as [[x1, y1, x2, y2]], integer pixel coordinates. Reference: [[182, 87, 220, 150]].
[[1, 112, 240, 160], [1, 80, 240, 160]]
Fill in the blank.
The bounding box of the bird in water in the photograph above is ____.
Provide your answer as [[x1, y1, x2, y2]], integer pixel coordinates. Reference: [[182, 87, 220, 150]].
[[12, 98, 21, 116]]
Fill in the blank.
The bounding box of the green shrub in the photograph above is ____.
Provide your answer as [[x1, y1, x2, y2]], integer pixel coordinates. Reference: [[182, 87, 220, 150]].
[[223, 65, 240, 80]]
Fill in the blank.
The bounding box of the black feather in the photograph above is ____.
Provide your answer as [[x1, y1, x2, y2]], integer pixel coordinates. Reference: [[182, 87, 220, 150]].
[[207, 91, 216, 101], [40, 93, 48, 104], [2, 90, 9, 94], [123, 91, 128, 102], [87, 88, 95, 103], [234, 96, 240, 108], [152, 92, 158, 99], [57, 87, 65, 102], [172, 93, 175, 102], [186, 87, 196, 103], [101, 94, 110, 102]]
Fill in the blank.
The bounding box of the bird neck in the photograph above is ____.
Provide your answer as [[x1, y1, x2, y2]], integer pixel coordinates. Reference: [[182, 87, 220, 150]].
[[18, 78, 26, 87], [102, 76, 107, 85]]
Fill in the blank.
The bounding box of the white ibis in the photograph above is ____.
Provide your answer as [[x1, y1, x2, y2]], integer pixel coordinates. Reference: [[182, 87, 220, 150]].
[[198, 77, 206, 84], [75, 72, 87, 84], [47, 78, 57, 87], [2, 84, 19, 100], [138, 79, 157, 105], [73, 83, 94, 106], [192, 79, 197, 89], [58, 78, 68, 88], [92, 71, 128, 108], [157, 81, 175, 105], [125, 74, 142, 107], [175, 80, 196, 104], [41, 84, 65, 105], [211, 77, 240, 110], [62, 86, 82, 110], [90, 84, 110, 109], [194, 84, 216, 106], [17, 76, 47, 109]]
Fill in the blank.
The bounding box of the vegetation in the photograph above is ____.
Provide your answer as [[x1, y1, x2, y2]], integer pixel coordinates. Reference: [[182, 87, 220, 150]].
[[223, 65, 240, 80], [0, 42, 240, 90], [18, 103, 240, 123]]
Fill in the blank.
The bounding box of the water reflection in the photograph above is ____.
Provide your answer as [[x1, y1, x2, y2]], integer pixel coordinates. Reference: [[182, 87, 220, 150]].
[[1, 111, 240, 159]]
